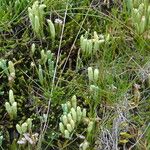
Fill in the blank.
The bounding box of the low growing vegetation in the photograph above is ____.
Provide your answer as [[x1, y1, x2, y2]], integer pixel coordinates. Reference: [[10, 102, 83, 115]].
[[0, 0, 150, 149]]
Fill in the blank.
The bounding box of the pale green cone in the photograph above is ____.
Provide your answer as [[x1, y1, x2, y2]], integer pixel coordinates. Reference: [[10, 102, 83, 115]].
[[21, 122, 28, 133], [71, 108, 77, 122], [82, 108, 86, 118], [9, 90, 15, 105], [93, 68, 99, 83], [47, 19, 55, 40], [16, 124, 22, 134], [71, 95, 77, 109], [70, 119, 75, 129], [59, 122, 65, 134], [5, 102, 12, 118], [64, 130, 70, 139], [11, 102, 17, 118], [62, 115, 68, 126], [66, 124, 73, 133], [67, 113, 72, 122], [88, 67, 93, 82], [26, 118, 32, 131], [77, 106, 82, 122]]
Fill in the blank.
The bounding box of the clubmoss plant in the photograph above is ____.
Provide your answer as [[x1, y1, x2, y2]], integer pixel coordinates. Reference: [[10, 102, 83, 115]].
[[88, 66, 99, 84], [5, 89, 17, 120], [1, 0, 150, 149], [59, 95, 87, 139], [16, 118, 33, 135], [28, 1, 46, 38], [0, 60, 16, 85], [16, 118, 39, 148], [30, 43, 54, 88], [8, 61, 15, 85], [37, 49, 54, 86], [79, 140, 89, 150], [87, 66, 100, 116], [80, 31, 105, 58], [127, 0, 150, 35], [47, 19, 55, 41]]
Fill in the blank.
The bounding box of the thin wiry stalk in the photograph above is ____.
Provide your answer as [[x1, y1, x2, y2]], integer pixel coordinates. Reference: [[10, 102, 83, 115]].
[[55, 0, 95, 87], [37, 1, 69, 149]]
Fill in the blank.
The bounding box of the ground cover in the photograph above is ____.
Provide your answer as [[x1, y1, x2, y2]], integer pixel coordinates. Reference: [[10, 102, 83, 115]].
[[0, 0, 150, 149]]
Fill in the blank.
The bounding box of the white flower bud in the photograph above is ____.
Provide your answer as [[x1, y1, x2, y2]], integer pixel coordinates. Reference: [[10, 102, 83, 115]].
[[30, 62, 35, 67], [54, 18, 63, 24]]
